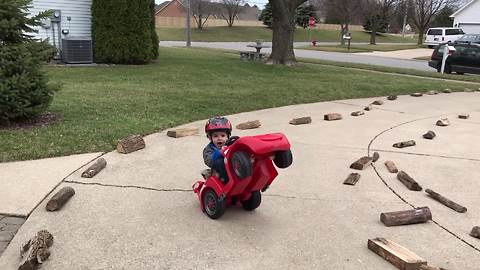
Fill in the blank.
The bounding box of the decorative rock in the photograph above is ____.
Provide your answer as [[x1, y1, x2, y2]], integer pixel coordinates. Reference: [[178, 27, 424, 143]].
[[397, 171, 423, 191], [411, 93, 423, 97], [441, 88, 452, 93], [426, 90, 439, 95], [372, 152, 380, 162], [458, 114, 469, 119], [351, 111, 365, 116], [387, 95, 397, 100], [350, 156, 372, 170], [372, 100, 384, 105], [289, 117, 312, 125], [324, 113, 342, 121], [19, 230, 54, 270], [436, 118, 450, 126], [343, 173, 361, 185], [364, 105, 373, 111], [384, 160, 398, 173], [422, 131, 436, 140], [470, 226, 480, 239], [393, 140, 416, 148], [236, 120, 261, 130]]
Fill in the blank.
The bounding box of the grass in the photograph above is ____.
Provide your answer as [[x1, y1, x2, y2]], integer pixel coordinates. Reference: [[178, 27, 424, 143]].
[[0, 47, 475, 162], [300, 44, 423, 53], [156, 26, 416, 43]]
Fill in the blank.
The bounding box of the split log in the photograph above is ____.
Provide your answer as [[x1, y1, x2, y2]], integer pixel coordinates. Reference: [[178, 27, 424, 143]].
[[393, 140, 416, 148], [117, 134, 145, 153], [350, 156, 372, 170], [380, 207, 432, 227], [441, 88, 451, 93], [236, 120, 261, 130], [81, 158, 107, 178], [470, 226, 480, 239], [422, 131, 436, 140], [372, 100, 384, 105], [387, 95, 398, 100], [324, 113, 342, 121], [289, 117, 312, 125], [351, 111, 365, 116], [411, 93, 423, 97], [458, 114, 469, 119], [364, 105, 373, 111], [372, 152, 380, 162], [368, 238, 427, 270], [19, 230, 54, 270], [425, 189, 467, 213], [397, 171, 423, 191], [436, 118, 450, 127], [426, 90, 439, 95], [419, 265, 448, 270], [166, 127, 199, 138], [46, 187, 75, 211], [385, 160, 399, 173], [343, 173, 361, 186]]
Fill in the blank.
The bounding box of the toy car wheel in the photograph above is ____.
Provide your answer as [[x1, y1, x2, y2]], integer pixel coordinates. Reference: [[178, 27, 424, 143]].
[[203, 189, 226, 219], [242, 191, 262, 211], [273, 150, 293, 168], [231, 151, 252, 179]]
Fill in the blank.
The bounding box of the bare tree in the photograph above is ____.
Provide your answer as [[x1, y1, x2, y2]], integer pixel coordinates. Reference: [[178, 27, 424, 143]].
[[410, 0, 453, 44], [362, 0, 397, 44], [323, 0, 361, 45], [221, 0, 244, 27], [268, 0, 307, 65], [191, 0, 213, 29]]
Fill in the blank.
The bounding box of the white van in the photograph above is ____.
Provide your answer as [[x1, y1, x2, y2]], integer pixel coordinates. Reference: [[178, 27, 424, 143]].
[[425, 27, 465, 48]]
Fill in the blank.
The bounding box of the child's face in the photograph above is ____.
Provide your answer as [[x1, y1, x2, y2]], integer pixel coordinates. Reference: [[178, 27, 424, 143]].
[[210, 131, 228, 148]]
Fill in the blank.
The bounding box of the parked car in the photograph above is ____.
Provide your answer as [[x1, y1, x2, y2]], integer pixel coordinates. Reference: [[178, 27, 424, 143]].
[[455, 34, 480, 44], [425, 28, 465, 48], [428, 43, 480, 75]]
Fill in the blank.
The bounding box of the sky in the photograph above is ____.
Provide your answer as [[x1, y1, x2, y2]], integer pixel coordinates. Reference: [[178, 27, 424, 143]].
[[154, 0, 268, 8]]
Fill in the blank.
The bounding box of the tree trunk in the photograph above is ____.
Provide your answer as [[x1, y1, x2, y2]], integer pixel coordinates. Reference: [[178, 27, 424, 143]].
[[417, 31, 424, 45], [370, 29, 376, 45], [267, 0, 305, 65]]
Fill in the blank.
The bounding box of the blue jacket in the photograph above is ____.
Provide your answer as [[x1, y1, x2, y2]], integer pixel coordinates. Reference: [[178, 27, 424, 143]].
[[203, 142, 223, 168]]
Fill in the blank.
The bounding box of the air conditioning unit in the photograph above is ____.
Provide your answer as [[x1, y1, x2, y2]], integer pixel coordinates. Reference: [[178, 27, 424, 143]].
[[61, 37, 93, 64]]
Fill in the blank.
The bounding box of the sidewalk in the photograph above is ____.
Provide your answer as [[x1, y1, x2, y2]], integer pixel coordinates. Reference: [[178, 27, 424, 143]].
[[1, 92, 479, 269]]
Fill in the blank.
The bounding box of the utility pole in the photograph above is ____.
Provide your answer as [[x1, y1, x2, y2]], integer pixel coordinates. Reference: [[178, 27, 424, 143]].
[[186, 0, 191, 47]]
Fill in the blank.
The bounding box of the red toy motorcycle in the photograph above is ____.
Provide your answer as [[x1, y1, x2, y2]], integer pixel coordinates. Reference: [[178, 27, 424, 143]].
[[193, 133, 293, 219]]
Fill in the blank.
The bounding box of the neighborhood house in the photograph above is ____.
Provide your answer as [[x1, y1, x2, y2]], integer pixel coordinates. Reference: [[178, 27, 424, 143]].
[[451, 0, 480, 34]]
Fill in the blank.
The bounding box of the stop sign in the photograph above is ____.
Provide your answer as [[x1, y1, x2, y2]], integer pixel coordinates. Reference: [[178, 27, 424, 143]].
[[309, 17, 316, 28]]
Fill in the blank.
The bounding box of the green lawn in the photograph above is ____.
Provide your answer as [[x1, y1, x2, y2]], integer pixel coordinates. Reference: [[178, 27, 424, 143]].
[[156, 26, 416, 43], [0, 47, 474, 162], [300, 44, 423, 53]]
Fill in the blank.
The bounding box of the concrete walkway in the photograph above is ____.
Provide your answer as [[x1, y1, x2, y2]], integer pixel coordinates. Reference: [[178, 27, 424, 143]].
[[160, 41, 434, 72], [1, 92, 480, 269]]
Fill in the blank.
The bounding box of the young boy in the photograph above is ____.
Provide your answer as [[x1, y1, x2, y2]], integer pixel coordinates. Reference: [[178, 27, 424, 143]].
[[203, 116, 232, 182]]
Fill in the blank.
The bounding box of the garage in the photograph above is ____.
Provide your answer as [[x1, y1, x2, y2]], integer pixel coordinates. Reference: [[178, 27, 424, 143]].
[[451, 0, 480, 34]]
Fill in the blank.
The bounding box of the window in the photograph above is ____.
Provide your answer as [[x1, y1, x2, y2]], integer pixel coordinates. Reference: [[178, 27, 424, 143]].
[[446, 29, 465, 35], [428, 29, 442, 35]]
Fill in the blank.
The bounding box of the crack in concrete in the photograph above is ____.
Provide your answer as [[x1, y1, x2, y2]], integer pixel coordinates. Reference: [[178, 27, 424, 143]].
[[370, 149, 480, 162], [368, 115, 480, 253], [64, 180, 192, 192], [330, 101, 410, 115]]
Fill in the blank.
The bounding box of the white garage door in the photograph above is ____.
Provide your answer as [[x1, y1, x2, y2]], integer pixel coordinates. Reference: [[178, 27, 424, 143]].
[[458, 23, 480, 34]]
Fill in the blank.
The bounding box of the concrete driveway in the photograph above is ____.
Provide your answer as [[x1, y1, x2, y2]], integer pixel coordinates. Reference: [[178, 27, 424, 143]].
[[1, 92, 480, 269]]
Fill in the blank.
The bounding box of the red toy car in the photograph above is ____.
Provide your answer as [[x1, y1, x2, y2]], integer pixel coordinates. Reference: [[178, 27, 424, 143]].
[[193, 133, 293, 219]]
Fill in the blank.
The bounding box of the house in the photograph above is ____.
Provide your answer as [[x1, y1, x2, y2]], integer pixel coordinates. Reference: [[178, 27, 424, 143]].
[[29, 0, 92, 49], [450, 0, 480, 34], [155, 0, 186, 18]]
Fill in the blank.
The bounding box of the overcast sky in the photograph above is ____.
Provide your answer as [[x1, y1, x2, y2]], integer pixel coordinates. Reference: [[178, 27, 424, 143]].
[[154, 0, 268, 8]]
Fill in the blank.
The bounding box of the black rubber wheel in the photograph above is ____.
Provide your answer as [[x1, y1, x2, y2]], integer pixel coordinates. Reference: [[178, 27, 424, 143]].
[[231, 151, 252, 179], [226, 136, 240, 146], [427, 45, 434, 49], [242, 191, 262, 211], [273, 150, 293, 168], [203, 189, 226, 219]]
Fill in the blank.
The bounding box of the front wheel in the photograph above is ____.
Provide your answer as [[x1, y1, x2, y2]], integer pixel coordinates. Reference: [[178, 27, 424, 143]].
[[242, 191, 261, 211], [203, 189, 226, 219], [231, 151, 252, 179], [273, 150, 293, 168]]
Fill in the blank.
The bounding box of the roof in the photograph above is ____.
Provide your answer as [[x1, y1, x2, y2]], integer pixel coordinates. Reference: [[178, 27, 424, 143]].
[[450, 0, 478, 17], [155, 0, 185, 15]]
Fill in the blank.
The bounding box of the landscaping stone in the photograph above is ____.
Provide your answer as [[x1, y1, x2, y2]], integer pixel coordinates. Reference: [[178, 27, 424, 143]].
[[289, 117, 312, 125], [372, 152, 380, 162], [411, 93, 423, 97], [351, 111, 365, 116], [2, 216, 25, 225], [324, 113, 342, 121], [0, 231, 14, 242], [372, 100, 384, 105], [387, 95, 397, 100], [436, 118, 450, 126], [364, 105, 373, 111], [441, 88, 452, 93], [384, 160, 398, 173], [423, 131, 436, 140], [426, 90, 439, 95], [393, 140, 416, 148], [458, 114, 469, 119]]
